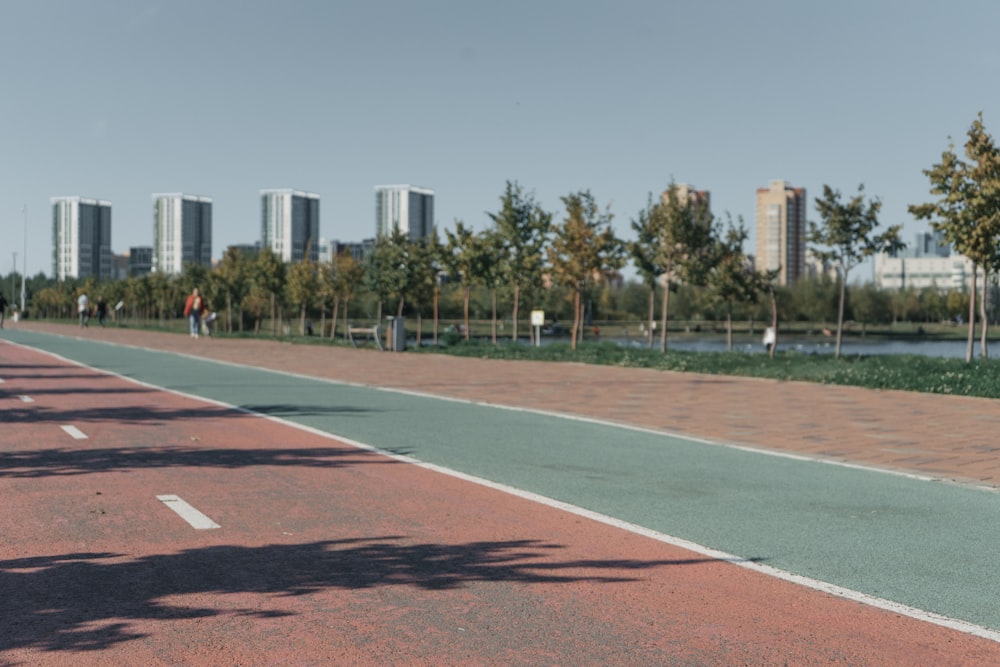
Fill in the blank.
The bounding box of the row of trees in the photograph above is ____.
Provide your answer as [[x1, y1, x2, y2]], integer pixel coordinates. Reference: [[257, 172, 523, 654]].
[[9, 113, 999, 363], [12, 266, 982, 333], [11, 180, 900, 359]]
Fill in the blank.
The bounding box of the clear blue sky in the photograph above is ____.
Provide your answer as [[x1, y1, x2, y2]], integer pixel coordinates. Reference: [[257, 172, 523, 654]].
[[3, 0, 998, 280]]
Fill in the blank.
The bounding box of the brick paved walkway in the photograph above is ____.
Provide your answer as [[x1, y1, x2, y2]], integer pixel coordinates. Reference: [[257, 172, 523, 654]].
[[13, 321, 1000, 489]]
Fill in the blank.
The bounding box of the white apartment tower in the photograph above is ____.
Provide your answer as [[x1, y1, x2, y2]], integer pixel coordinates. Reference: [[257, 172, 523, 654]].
[[152, 193, 212, 274], [374, 185, 434, 240], [260, 189, 320, 262], [755, 180, 807, 286], [51, 196, 112, 281]]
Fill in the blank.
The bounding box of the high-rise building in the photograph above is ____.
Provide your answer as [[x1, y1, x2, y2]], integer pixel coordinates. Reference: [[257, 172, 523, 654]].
[[260, 189, 320, 262], [755, 180, 807, 285], [128, 246, 153, 277], [374, 185, 434, 240], [51, 196, 112, 281], [661, 183, 711, 223], [152, 193, 212, 274]]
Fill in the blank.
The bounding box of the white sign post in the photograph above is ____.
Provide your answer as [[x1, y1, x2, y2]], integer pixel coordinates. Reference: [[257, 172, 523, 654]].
[[530, 310, 544, 347]]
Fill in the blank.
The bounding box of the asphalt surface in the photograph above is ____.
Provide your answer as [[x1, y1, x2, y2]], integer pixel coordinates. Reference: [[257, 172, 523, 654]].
[[2, 322, 999, 665]]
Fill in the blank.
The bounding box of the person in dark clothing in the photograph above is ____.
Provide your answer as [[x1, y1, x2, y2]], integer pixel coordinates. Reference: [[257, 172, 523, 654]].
[[96, 296, 108, 327]]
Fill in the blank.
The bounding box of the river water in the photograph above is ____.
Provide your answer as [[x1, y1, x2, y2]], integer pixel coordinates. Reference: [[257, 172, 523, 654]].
[[544, 335, 982, 359]]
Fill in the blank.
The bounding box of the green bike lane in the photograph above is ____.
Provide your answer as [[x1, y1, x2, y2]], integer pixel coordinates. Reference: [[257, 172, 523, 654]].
[[6, 329, 1000, 638]]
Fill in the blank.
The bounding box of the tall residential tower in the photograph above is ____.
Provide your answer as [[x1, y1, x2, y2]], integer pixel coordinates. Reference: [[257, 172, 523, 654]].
[[374, 185, 434, 240], [152, 193, 212, 274], [51, 196, 112, 281], [755, 180, 807, 285], [260, 189, 320, 262]]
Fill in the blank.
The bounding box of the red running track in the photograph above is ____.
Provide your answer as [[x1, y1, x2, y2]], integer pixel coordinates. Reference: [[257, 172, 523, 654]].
[[0, 341, 997, 665]]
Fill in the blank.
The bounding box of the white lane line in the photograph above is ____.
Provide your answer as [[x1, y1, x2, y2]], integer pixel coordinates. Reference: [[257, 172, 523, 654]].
[[18, 395, 34, 403], [60, 425, 88, 439], [157, 495, 221, 530]]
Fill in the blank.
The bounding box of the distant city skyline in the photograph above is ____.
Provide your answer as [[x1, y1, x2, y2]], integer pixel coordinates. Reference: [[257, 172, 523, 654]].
[[375, 185, 435, 241], [260, 189, 320, 262], [152, 193, 213, 275], [755, 181, 808, 286], [4, 2, 1000, 281], [51, 196, 112, 281]]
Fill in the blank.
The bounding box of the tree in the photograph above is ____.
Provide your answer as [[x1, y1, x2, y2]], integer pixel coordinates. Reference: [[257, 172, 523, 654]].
[[251, 248, 286, 336], [488, 181, 551, 344], [216, 247, 250, 333], [548, 191, 624, 350], [146, 271, 175, 324], [808, 184, 903, 358], [851, 283, 892, 333], [466, 229, 506, 345], [644, 184, 715, 353], [706, 216, 756, 351], [630, 194, 665, 349], [365, 230, 409, 322], [407, 235, 443, 346], [910, 113, 1000, 361], [286, 253, 319, 336], [443, 221, 482, 341], [328, 252, 365, 340]]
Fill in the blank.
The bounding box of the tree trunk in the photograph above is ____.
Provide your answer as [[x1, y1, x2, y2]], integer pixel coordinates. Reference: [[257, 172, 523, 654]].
[[571, 287, 582, 351], [512, 284, 520, 344], [835, 269, 848, 359], [226, 293, 233, 334], [463, 286, 471, 341], [980, 269, 989, 359], [491, 288, 497, 345], [647, 286, 655, 350], [433, 284, 439, 346], [270, 292, 276, 336], [343, 300, 351, 341], [659, 280, 671, 353], [417, 313, 423, 347], [726, 306, 733, 352], [769, 285, 778, 360], [299, 302, 306, 336], [966, 265, 977, 363], [331, 299, 340, 341]]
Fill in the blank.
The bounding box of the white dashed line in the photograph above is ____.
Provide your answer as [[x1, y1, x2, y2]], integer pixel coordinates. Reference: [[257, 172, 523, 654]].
[[157, 495, 221, 530], [18, 395, 34, 403], [60, 425, 88, 439]]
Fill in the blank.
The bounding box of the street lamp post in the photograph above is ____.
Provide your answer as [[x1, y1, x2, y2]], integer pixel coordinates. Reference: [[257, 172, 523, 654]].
[[11, 252, 15, 308], [21, 205, 27, 314]]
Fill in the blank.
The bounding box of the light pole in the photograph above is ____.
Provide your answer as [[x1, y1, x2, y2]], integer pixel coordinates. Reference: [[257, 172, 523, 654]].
[[20, 205, 27, 314], [10, 252, 15, 307]]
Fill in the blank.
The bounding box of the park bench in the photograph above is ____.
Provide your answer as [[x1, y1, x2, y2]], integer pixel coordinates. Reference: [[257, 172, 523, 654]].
[[347, 324, 383, 351]]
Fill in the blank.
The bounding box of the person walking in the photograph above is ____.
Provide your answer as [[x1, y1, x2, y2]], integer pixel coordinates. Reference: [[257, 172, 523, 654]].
[[77, 293, 90, 328], [183, 288, 204, 338], [96, 296, 108, 327], [0, 291, 8, 329]]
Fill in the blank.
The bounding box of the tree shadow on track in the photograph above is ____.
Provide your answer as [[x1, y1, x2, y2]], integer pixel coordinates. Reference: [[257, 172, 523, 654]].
[[0, 538, 734, 655], [0, 402, 375, 426], [2, 386, 155, 397], [0, 444, 394, 477]]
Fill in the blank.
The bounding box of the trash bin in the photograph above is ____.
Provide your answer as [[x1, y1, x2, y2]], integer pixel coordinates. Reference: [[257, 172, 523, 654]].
[[390, 316, 406, 352]]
